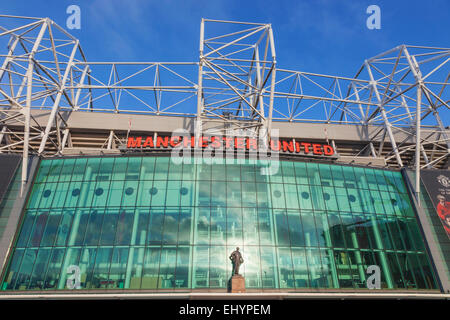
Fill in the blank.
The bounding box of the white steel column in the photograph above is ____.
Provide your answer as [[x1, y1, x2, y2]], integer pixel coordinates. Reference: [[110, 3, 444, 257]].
[[38, 39, 79, 154], [195, 19, 205, 145], [403, 47, 424, 203], [21, 21, 47, 195], [365, 61, 404, 167]]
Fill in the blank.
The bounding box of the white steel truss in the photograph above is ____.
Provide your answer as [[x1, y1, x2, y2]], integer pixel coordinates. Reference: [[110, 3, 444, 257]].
[[0, 15, 448, 198]]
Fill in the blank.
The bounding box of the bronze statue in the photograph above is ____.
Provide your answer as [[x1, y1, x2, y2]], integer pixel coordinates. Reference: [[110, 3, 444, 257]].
[[229, 247, 244, 276]]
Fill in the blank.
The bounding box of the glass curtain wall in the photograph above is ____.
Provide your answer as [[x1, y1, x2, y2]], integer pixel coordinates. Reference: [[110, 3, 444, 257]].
[[0, 156, 438, 291]]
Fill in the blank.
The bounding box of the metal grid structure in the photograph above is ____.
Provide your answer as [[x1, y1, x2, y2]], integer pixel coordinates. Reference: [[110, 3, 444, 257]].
[[0, 15, 448, 197]]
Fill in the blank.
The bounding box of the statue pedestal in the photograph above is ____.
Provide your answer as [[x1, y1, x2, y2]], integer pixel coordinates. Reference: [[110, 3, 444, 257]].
[[230, 275, 246, 293]]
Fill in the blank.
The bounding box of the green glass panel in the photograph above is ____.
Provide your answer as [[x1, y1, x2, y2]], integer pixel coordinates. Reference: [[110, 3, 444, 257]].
[[284, 184, 299, 209], [1, 157, 438, 293], [59, 159, 75, 182], [90, 247, 113, 289], [209, 246, 227, 288], [374, 170, 388, 191], [306, 163, 320, 186], [38, 184, 57, 209], [27, 247, 51, 290], [323, 186, 338, 211], [141, 157, 156, 180], [243, 207, 258, 245], [141, 247, 161, 289], [147, 208, 164, 245], [241, 181, 256, 207], [83, 209, 103, 246], [46, 159, 63, 183], [226, 207, 243, 247], [277, 247, 294, 288], [227, 182, 242, 207], [280, 161, 295, 184], [127, 247, 145, 289], [291, 248, 310, 288], [260, 247, 277, 289], [256, 183, 269, 208], [300, 211, 319, 247], [165, 181, 181, 207], [43, 248, 65, 290], [15, 248, 38, 290], [28, 211, 49, 247], [274, 209, 290, 246], [293, 162, 308, 185], [71, 158, 87, 182], [310, 185, 325, 210], [27, 183, 45, 209], [107, 180, 124, 207], [98, 157, 115, 177], [40, 211, 60, 247], [168, 160, 183, 181], [99, 210, 118, 246], [287, 210, 304, 247], [258, 209, 273, 245], [34, 160, 52, 184], [211, 163, 226, 181], [115, 209, 135, 245], [84, 158, 102, 181], [79, 247, 97, 289], [297, 184, 312, 210], [193, 247, 209, 288], [54, 210, 74, 247], [331, 165, 345, 187], [175, 246, 190, 288], [162, 208, 179, 245], [318, 163, 333, 186], [112, 157, 128, 181], [16, 212, 36, 248], [180, 180, 195, 206], [159, 247, 176, 289], [306, 248, 323, 288], [354, 167, 368, 189], [91, 180, 110, 207]]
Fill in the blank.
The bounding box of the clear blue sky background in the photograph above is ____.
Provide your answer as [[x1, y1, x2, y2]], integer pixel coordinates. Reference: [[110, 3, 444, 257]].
[[2, 0, 449, 77]]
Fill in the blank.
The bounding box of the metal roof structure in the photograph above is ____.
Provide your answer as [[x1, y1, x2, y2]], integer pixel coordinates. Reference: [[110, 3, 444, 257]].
[[0, 15, 449, 195]]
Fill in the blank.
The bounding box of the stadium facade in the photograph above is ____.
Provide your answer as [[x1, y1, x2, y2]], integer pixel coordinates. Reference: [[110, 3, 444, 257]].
[[0, 16, 448, 297]]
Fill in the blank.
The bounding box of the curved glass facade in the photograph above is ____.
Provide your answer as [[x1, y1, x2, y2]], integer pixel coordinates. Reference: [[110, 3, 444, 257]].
[[0, 156, 438, 291]]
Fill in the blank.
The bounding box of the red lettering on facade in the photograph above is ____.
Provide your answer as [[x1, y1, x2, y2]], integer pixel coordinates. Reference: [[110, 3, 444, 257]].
[[323, 145, 334, 156], [301, 142, 311, 153], [170, 136, 181, 147], [282, 140, 294, 153], [247, 138, 257, 150], [126, 135, 335, 157], [183, 136, 195, 148], [200, 136, 209, 148], [312, 144, 323, 155], [127, 137, 142, 148], [235, 137, 244, 149], [210, 136, 221, 148], [223, 137, 233, 148], [156, 136, 169, 148], [143, 136, 154, 148], [270, 140, 281, 151]]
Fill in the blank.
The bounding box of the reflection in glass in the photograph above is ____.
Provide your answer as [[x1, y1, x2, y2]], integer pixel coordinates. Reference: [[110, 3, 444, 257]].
[[1, 156, 438, 292]]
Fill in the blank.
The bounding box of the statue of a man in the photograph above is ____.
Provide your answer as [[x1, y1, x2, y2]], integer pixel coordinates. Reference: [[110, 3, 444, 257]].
[[229, 247, 244, 276]]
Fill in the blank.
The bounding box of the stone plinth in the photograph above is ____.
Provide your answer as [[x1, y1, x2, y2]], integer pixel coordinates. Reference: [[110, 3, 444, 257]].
[[230, 275, 245, 293]]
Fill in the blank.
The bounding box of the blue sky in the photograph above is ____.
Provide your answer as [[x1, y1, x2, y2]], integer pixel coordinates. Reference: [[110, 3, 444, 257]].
[[1, 0, 449, 125], [2, 0, 449, 77]]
